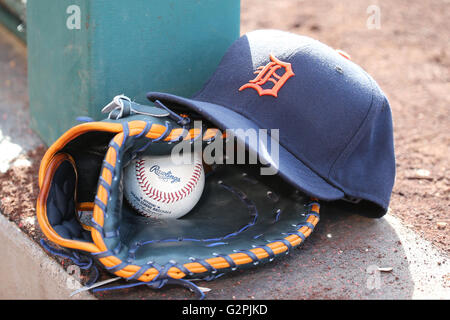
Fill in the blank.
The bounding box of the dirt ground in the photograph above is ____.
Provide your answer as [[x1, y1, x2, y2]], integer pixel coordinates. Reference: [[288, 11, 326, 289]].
[[0, 0, 448, 297]]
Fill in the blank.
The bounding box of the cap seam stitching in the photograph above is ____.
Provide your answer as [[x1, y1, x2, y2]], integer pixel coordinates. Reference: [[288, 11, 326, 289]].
[[326, 69, 377, 182]]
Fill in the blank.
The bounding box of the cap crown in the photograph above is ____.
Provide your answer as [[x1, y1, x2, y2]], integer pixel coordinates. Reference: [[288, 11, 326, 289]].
[[193, 30, 395, 214]]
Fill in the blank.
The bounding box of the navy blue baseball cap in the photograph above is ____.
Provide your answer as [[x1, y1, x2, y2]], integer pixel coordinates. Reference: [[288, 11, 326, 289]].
[[147, 30, 395, 217]]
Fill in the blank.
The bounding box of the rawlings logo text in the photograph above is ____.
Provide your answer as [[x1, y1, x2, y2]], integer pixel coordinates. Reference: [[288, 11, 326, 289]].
[[149, 165, 181, 184]]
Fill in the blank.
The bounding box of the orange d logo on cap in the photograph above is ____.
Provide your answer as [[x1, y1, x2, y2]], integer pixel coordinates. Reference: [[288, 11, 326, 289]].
[[239, 54, 295, 98]]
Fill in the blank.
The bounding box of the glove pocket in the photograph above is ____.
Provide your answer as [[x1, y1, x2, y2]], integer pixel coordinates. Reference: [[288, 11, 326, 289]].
[[36, 152, 98, 253]]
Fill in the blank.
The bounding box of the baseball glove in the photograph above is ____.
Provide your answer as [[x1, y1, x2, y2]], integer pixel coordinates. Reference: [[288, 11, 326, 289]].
[[36, 95, 320, 298]]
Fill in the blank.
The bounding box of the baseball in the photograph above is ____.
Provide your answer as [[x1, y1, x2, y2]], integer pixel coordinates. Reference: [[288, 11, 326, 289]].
[[123, 152, 205, 219]]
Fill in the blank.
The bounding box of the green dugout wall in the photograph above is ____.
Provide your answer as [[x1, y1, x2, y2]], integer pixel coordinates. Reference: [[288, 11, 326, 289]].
[[26, 0, 240, 145]]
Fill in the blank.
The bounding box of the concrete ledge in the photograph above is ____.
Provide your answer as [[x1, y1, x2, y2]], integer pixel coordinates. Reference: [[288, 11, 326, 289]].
[[0, 214, 95, 299]]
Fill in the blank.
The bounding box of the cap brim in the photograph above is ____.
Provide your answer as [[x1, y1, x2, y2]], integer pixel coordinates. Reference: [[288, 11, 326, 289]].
[[147, 92, 344, 201]]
